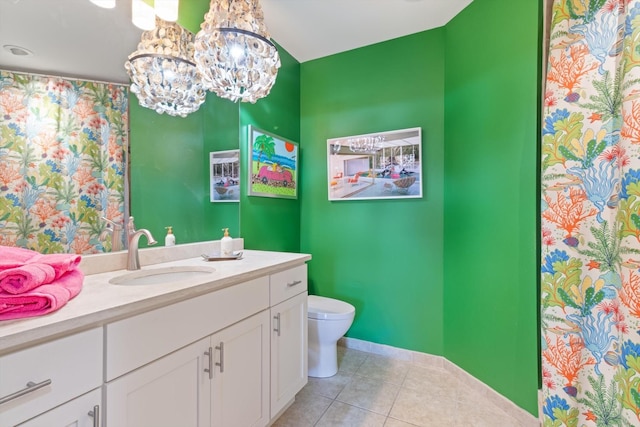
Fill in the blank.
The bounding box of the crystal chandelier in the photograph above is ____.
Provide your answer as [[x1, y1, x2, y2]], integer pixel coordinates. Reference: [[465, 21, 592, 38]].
[[193, 0, 281, 103], [349, 135, 385, 153], [125, 17, 206, 117]]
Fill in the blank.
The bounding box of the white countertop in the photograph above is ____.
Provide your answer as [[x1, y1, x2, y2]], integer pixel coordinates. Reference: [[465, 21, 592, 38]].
[[0, 248, 311, 355]]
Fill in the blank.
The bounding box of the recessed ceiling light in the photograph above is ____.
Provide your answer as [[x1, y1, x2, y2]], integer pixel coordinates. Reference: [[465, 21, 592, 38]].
[[3, 45, 33, 56]]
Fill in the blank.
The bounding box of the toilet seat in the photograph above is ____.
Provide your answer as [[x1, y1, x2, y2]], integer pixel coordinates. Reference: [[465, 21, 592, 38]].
[[308, 295, 355, 321]]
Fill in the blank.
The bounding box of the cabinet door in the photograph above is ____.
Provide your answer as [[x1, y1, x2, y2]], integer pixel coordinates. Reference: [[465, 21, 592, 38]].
[[106, 337, 210, 427], [270, 292, 308, 416], [17, 388, 101, 427], [210, 310, 270, 427]]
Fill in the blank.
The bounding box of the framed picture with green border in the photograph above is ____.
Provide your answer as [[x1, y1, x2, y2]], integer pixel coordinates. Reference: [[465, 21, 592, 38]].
[[248, 125, 298, 199]]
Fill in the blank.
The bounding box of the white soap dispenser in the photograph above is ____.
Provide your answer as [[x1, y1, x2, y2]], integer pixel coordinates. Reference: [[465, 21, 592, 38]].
[[165, 226, 176, 246], [220, 228, 233, 256]]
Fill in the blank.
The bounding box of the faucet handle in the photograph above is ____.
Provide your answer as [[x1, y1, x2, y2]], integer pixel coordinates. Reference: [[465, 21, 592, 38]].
[[102, 217, 123, 230], [127, 216, 136, 234]]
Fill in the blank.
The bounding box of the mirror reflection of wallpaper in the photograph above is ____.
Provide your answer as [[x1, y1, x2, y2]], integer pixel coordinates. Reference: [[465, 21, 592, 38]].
[[0, 70, 128, 254]]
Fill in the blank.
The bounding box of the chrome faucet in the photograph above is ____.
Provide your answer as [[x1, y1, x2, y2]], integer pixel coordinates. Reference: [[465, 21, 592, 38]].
[[99, 217, 124, 252], [126, 216, 157, 270]]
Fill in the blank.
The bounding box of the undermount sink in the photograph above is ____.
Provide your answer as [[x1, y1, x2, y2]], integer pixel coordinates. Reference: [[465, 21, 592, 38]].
[[109, 266, 216, 286]]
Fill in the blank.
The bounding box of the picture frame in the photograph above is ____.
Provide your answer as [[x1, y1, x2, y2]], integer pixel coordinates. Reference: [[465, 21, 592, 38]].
[[210, 149, 240, 202], [248, 126, 298, 199], [327, 127, 422, 201]]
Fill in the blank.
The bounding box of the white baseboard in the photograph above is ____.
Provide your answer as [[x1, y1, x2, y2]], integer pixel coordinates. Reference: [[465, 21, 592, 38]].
[[338, 337, 540, 427]]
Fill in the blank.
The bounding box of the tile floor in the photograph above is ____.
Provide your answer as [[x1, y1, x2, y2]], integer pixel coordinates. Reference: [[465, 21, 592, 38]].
[[273, 347, 527, 427]]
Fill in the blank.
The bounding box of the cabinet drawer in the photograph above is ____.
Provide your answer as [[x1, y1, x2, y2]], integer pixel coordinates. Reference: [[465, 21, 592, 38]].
[[106, 276, 269, 381], [0, 328, 103, 427], [17, 388, 101, 427], [270, 264, 307, 306]]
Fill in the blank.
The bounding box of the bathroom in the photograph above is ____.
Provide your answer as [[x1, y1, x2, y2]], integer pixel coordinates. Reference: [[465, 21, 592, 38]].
[[0, 0, 543, 425]]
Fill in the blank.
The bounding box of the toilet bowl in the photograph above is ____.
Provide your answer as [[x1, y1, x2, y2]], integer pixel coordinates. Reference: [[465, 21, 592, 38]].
[[307, 295, 356, 378]]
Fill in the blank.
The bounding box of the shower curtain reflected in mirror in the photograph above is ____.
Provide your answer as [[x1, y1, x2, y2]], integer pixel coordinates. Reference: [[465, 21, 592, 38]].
[[541, 1, 640, 425], [0, 70, 128, 254]]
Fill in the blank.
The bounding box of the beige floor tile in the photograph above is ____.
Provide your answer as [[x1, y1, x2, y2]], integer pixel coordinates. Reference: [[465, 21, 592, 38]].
[[304, 371, 353, 399], [403, 365, 459, 400], [337, 346, 369, 374], [455, 401, 523, 427], [384, 417, 422, 426], [389, 388, 457, 427], [356, 353, 411, 385], [316, 401, 387, 427], [271, 387, 332, 427], [455, 381, 486, 405], [336, 374, 400, 415], [275, 348, 531, 427]]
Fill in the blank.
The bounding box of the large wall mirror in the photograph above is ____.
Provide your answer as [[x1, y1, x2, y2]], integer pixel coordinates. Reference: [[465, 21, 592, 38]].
[[0, 0, 241, 254]]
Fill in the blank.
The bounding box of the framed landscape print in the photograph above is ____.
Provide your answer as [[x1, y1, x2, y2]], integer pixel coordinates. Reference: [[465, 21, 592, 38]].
[[248, 126, 298, 199], [327, 127, 422, 201]]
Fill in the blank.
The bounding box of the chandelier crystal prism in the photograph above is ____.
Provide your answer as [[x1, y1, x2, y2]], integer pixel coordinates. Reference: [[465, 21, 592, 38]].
[[125, 17, 206, 117], [194, 0, 281, 103]]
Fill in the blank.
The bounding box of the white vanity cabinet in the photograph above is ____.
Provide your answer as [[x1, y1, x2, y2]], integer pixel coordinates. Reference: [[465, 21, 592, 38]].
[[106, 310, 271, 427], [269, 265, 308, 417], [0, 257, 309, 427], [0, 327, 103, 427], [210, 310, 270, 427], [104, 275, 270, 427]]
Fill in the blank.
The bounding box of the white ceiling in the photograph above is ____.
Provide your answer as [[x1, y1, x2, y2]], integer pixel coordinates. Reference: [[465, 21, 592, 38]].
[[261, 0, 472, 63], [0, 0, 472, 84]]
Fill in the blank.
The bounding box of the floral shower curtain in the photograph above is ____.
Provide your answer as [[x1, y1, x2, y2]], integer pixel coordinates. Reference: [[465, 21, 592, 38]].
[[0, 70, 128, 254]]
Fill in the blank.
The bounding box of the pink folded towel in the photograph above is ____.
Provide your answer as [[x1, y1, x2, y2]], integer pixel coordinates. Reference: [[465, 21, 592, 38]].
[[30, 253, 82, 280], [0, 268, 84, 321], [0, 246, 40, 269], [0, 263, 56, 294]]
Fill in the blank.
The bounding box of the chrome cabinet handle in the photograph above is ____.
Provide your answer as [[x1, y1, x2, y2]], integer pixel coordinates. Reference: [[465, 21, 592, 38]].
[[215, 342, 224, 373], [204, 346, 214, 379], [0, 379, 52, 405], [273, 313, 281, 336], [287, 280, 302, 287], [88, 405, 100, 427]]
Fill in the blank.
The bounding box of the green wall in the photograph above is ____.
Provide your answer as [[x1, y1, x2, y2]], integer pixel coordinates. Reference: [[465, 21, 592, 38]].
[[300, 29, 446, 355], [299, 0, 540, 416], [240, 43, 301, 253], [443, 0, 540, 414]]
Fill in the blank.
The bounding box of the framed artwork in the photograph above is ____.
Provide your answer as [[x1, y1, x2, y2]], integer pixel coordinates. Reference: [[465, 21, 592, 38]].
[[327, 127, 422, 201], [248, 126, 298, 199], [210, 149, 240, 202]]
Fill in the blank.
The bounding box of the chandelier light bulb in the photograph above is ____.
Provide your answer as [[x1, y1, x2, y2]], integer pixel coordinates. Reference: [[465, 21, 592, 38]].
[[155, 0, 180, 22], [229, 44, 245, 60], [132, 0, 156, 31]]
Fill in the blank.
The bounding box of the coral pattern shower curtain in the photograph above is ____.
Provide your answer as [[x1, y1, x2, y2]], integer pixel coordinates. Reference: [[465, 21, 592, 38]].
[[0, 71, 128, 254], [542, 1, 640, 425]]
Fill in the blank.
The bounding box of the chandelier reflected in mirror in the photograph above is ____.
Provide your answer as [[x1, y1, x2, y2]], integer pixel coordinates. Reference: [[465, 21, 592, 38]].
[[125, 17, 206, 117], [194, 0, 281, 103], [349, 135, 385, 153]]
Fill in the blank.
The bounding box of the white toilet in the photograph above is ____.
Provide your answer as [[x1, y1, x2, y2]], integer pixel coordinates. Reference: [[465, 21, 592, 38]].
[[307, 295, 356, 378]]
